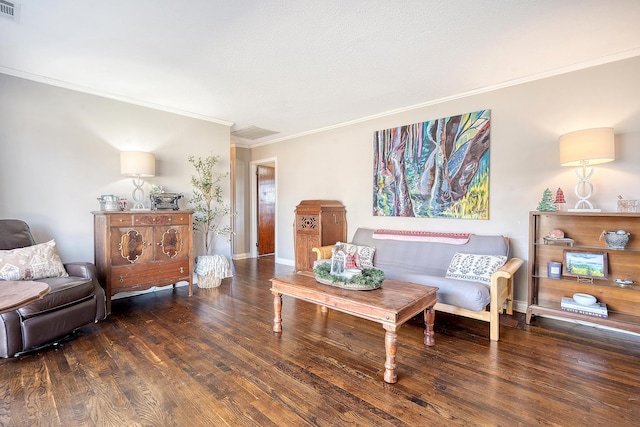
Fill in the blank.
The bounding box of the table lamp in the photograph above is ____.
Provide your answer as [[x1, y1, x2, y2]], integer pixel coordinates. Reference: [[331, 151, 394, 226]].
[[559, 127, 614, 212], [120, 151, 156, 211]]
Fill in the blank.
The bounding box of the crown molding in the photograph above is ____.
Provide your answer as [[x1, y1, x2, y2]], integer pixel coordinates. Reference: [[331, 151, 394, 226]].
[[254, 49, 640, 148], [0, 66, 234, 127]]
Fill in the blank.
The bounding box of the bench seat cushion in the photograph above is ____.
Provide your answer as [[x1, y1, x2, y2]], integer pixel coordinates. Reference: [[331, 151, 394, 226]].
[[390, 272, 490, 312], [352, 228, 509, 278]]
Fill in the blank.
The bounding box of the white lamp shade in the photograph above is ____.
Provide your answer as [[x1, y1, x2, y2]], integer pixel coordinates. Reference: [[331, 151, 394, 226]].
[[120, 151, 156, 177], [559, 127, 615, 167]]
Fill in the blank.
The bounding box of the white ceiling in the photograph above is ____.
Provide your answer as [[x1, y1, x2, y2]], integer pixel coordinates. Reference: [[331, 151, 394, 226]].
[[2, 1, 640, 146]]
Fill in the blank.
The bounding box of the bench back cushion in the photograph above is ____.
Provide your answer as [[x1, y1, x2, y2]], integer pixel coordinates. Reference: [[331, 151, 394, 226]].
[[351, 228, 509, 280]]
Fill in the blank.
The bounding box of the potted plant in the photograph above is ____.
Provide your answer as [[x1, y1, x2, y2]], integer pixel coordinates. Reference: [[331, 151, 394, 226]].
[[188, 153, 233, 288]]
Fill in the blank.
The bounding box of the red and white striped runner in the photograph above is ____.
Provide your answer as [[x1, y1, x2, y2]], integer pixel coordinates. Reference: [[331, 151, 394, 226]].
[[372, 229, 471, 244]]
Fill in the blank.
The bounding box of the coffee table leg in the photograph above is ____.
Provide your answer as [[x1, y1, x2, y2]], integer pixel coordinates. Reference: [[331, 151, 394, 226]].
[[383, 324, 398, 383], [272, 291, 282, 333], [424, 306, 435, 347]]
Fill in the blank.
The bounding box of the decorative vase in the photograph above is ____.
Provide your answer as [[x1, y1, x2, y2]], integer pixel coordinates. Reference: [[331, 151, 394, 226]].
[[601, 230, 630, 250], [195, 254, 230, 288]]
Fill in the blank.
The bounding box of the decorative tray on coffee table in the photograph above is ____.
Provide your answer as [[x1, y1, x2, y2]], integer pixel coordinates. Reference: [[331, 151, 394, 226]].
[[313, 262, 384, 291]]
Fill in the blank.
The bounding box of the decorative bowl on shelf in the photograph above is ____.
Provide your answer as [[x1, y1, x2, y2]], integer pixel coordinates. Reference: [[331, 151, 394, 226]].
[[600, 230, 630, 250], [572, 293, 597, 306]]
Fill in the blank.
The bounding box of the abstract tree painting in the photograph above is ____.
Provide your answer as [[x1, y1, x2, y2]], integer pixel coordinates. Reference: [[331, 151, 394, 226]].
[[373, 110, 491, 219]]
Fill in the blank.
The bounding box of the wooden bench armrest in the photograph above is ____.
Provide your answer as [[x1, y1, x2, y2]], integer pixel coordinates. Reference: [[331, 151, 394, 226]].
[[494, 257, 523, 280], [312, 245, 334, 260], [488, 257, 524, 340], [490, 257, 523, 296]]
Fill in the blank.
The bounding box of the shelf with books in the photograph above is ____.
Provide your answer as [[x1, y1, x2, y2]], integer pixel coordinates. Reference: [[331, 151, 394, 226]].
[[560, 297, 607, 318], [526, 303, 640, 334]]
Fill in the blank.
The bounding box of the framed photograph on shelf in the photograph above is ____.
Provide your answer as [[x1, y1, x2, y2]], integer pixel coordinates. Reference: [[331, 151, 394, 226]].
[[563, 250, 608, 280]]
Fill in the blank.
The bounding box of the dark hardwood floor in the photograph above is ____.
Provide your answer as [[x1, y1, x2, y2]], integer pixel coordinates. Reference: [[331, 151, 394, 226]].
[[1, 256, 639, 426]]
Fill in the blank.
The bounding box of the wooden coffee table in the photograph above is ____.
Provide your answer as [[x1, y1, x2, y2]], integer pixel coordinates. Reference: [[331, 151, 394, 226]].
[[270, 273, 437, 383], [0, 281, 50, 315]]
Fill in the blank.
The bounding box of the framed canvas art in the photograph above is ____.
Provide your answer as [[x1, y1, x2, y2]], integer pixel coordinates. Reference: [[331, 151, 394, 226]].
[[373, 110, 491, 219]]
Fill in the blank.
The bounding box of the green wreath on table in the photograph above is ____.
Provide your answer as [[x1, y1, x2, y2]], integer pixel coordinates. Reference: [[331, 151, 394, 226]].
[[313, 262, 385, 290]]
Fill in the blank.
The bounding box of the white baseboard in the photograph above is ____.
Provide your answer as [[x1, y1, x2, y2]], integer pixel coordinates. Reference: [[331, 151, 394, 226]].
[[513, 299, 528, 314], [276, 257, 294, 267]]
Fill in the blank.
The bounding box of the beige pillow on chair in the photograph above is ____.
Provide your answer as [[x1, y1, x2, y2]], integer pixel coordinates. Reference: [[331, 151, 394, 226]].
[[0, 240, 69, 281]]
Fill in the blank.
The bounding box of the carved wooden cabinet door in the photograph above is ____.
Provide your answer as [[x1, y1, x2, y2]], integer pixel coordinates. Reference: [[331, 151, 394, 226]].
[[154, 225, 189, 261], [111, 226, 154, 266]]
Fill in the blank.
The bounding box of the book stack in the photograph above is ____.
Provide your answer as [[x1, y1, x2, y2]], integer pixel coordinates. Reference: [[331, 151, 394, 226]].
[[560, 297, 608, 318]]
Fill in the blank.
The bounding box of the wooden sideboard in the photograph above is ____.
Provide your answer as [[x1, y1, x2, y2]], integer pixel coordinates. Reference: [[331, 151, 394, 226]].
[[526, 211, 640, 334], [93, 210, 193, 313], [294, 200, 346, 272]]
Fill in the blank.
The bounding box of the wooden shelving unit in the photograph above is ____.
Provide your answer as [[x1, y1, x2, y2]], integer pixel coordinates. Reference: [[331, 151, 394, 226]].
[[526, 211, 640, 334]]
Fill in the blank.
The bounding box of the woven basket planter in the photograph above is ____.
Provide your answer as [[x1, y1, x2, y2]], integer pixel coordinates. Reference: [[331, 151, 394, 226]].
[[195, 254, 229, 289], [197, 273, 222, 288]]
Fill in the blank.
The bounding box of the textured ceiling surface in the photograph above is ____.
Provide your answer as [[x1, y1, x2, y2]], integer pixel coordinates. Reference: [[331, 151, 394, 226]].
[[1, 0, 640, 145]]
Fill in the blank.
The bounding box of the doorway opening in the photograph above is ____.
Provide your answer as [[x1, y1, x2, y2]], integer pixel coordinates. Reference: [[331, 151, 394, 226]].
[[250, 158, 277, 258]]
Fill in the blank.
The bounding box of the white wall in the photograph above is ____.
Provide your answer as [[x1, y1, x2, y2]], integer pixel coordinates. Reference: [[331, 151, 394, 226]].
[[0, 73, 232, 262], [231, 145, 252, 258], [3, 57, 639, 309], [250, 56, 640, 307]]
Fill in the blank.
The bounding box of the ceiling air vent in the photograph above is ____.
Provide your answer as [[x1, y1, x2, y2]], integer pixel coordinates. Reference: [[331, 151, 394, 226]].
[[0, 0, 20, 21], [231, 126, 279, 140]]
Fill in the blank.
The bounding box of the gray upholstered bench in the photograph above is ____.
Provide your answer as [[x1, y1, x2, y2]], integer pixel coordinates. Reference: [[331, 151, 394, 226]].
[[313, 228, 523, 341]]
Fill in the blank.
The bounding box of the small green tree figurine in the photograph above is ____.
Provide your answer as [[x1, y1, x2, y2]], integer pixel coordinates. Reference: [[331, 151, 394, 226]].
[[188, 154, 233, 254], [537, 188, 557, 212]]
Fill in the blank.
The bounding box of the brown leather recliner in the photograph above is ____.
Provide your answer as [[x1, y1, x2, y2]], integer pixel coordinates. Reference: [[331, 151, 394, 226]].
[[0, 219, 106, 357]]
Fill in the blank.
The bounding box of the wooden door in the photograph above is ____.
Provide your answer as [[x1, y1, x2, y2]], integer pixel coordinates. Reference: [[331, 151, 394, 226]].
[[257, 165, 275, 255]]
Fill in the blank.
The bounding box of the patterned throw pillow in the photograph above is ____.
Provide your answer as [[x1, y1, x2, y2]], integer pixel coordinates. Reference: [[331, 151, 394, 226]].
[[335, 243, 376, 269], [445, 252, 507, 285], [0, 240, 69, 281]]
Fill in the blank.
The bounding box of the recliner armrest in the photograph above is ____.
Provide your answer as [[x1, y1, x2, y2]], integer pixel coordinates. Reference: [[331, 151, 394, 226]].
[[64, 262, 97, 279]]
